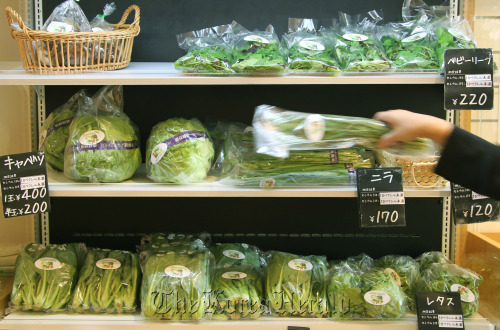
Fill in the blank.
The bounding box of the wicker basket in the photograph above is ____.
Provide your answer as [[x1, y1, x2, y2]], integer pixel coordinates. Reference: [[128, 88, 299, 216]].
[[375, 150, 447, 188], [5, 5, 140, 73]]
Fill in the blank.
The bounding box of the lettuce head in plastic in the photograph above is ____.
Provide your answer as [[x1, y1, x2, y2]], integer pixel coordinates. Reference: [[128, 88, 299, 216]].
[[146, 118, 214, 183], [64, 86, 141, 183]]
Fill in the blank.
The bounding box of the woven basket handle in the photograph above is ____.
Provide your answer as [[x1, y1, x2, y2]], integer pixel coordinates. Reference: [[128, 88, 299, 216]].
[[117, 4, 140, 31], [5, 7, 32, 40], [411, 161, 441, 188]]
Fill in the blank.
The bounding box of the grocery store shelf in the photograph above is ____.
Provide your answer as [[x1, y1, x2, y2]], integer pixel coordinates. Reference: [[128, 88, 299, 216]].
[[0, 62, 446, 85], [47, 166, 451, 198], [0, 313, 494, 330]]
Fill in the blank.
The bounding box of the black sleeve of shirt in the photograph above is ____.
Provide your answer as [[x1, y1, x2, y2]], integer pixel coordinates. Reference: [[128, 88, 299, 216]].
[[435, 126, 500, 200]]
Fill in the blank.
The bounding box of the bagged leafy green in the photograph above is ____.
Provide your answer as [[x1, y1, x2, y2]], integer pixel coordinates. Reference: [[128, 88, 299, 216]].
[[266, 251, 328, 317], [210, 264, 264, 319], [374, 255, 420, 310], [64, 86, 141, 183], [174, 24, 235, 73], [416, 251, 451, 270], [146, 118, 214, 183], [40, 90, 89, 171], [252, 104, 434, 158], [69, 248, 140, 313], [10, 243, 86, 312], [140, 250, 213, 320], [139, 232, 211, 253], [211, 243, 265, 268], [282, 18, 341, 74], [231, 23, 286, 74], [345, 253, 374, 271], [333, 10, 391, 72], [327, 262, 407, 319], [419, 263, 482, 317]]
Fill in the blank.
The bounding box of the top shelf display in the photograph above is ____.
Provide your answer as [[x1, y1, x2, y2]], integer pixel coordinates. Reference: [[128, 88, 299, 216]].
[[0, 62, 446, 85]]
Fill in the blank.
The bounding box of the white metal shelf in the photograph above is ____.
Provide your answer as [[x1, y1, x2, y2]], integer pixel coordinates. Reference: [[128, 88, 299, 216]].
[[0, 62, 446, 86], [46, 166, 451, 198], [0, 313, 494, 330]]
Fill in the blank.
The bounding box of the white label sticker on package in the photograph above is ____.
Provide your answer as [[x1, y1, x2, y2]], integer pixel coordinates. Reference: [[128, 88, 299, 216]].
[[304, 114, 325, 141], [260, 178, 276, 188], [244, 35, 269, 44], [384, 268, 402, 286], [343, 33, 368, 42], [46, 21, 74, 33], [380, 192, 405, 205], [448, 28, 471, 42], [288, 259, 313, 271], [364, 290, 391, 305], [223, 250, 245, 260], [402, 32, 427, 43], [299, 40, 326, 51], [20, 175, 46, 190], [222, 271, 248, 280], [165, 265, 191, 278], [79, 130, 105, 146], [150, 143, 168, 164], [92, 27, 105, 32], [96, 258, 121, 270], [35, 257, 61, 270], [451, 284, 476, 302]]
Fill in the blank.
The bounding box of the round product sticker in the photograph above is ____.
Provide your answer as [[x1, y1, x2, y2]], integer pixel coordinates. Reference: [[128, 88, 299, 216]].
[[35, 258, 61, 271], [150, 143, 168, 164], [223, 250, 246, 260], [448, 28, 471, 42], [402, 32, 427, 43], [165, 265, 191, 278], [304, 114, 326, 141], [244, 35, 270, 44], [222, 272, 248, 280], [384, 268, 402, 287], [79, 130, 105, 146], [96, 258, 121, 270], [299, 40, 326, 51], [364, 290, 391, 305], [47, 21, 74, 33], [288, 259, 313, 271], [260, 178, 276, 188], [451, 284, 475, 302], [343, 33, 369, 42]]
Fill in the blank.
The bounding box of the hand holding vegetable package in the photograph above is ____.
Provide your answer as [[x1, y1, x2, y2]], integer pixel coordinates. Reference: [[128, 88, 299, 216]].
[[64, 85, 141, 183]]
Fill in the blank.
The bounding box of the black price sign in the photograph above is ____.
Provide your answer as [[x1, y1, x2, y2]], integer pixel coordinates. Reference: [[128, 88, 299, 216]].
[[357, 168, 405, 228], [452, 183, 500, 225], [0, 151, 50, 218], [444, 48, 494, 110], [417, 291, 464, 330]]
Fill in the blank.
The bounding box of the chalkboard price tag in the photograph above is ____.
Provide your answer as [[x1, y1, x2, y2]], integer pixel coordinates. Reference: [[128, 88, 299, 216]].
[[417, 291, 464, 330], [451, 183, 499, 225], [444, 48, 494, 110], [0, 151, 50, 218], [357, 168, 405, 228]]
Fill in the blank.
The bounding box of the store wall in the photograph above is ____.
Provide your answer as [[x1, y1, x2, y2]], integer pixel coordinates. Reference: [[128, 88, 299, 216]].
[[0, 0, 35, 244]]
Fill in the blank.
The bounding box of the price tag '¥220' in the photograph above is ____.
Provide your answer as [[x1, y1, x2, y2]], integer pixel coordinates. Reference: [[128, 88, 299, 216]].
[[451, 183, 500, 225], [357, 168, 406, 228]]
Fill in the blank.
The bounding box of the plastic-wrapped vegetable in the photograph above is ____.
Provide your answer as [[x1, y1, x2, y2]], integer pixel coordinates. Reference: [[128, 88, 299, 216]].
[[39, 90, 89, 171], [266, 251, 328, 317], [174, 24, 235, 73], [345, 253, 375, 271], [252, 104, 434, 158], [374, 255, 420, 310], [10, 243, 86, 312], [416, 251, 451, 270], [419, 263, 482, 317], [141, 232, 211, 249], [140, 250, 213, 320], [230, 23, 286, 74], [211, 243, 265, 268], [70, 248, 139, 313], [211, 264, 264, 319], [146, 118, 214, 183], [282, 18, 341, 74], [64, 86, 141, 183], [327, 262, 407, 319]]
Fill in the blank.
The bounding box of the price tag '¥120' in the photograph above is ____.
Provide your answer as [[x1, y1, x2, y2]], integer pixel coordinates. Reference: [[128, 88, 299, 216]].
[[357, 168, 406, 228], [451, 183, 499, 225]]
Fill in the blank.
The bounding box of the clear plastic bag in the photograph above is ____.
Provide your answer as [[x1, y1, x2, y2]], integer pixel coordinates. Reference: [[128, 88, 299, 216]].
[[64, 86, 142, 183], [415, 250, 451, 270], [90, 3, 116, 32], [69, 248, 139, 313], [42, 0, 91, 32], [211, 243, 265, 269]]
